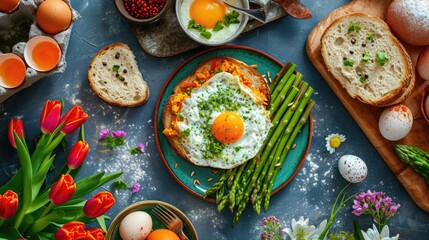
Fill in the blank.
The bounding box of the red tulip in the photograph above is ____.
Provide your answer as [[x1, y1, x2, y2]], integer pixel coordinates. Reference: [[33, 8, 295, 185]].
[[59, 106, 88, 135], [83, 192, 115, 218], [85, 228, 105, 240], [49, 174, 76, 205], [40, 100, 62, 134], [67, 141, 89, 170], [8, 118, 25, 149], [55, 221, 86, 240], [0, 190, 18, 219]]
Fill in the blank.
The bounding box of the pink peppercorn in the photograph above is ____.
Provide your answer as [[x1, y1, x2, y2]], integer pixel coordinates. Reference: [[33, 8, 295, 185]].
[[123, 0, 167, 19]]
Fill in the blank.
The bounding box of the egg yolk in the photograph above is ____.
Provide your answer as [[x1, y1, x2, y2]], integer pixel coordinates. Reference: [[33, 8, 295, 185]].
[[190, 0, 226, 29], [212, 111, 244, 144], [31, 41, 61, 71]]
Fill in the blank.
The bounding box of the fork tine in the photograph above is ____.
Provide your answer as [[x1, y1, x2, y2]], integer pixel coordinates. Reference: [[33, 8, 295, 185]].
[[152, 206, 171, 226], [157, 205, 177, 219]]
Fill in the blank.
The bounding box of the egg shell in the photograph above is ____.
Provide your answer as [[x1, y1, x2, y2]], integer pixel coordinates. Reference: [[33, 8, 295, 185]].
[[119, 211, 153, 240], [417, 46, 429, 81], [378, 104, 413, 141], [338, 155, 368, 183]]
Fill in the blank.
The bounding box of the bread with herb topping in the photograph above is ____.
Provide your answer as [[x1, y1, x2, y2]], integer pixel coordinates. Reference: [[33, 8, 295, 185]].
[[321, 13, 414, 107], [88, 43, 150, 107]]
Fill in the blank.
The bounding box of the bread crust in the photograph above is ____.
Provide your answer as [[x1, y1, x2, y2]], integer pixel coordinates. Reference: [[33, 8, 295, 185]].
[[321, 13, 415, 107], [88, 43, 150, 107], [162, 57, 270, 167]]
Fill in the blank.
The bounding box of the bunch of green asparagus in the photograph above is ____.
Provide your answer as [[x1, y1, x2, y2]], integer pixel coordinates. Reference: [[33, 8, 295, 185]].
[[202, 62, 315, 225], [394, 144, 429, 186]]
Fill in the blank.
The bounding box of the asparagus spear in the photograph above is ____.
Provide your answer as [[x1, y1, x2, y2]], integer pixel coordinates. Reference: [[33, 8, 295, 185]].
[[270, 62, 293, 91], [394, 144, 429, 185], [271, 64, 297, 102], [269, 73, 296, 115]]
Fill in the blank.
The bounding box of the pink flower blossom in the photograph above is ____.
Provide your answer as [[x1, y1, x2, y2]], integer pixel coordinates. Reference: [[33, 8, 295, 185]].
[[138, 143, 145, 153], [111, 130, 126, 138], [132, 183, 140, 193], [99, 129, 109, 140]]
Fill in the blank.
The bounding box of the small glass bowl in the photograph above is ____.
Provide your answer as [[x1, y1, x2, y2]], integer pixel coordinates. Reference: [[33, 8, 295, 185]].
[[114, 0, 172, 25]]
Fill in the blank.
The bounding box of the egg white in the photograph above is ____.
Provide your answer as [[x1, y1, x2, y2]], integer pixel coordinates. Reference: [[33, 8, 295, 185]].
[[179, 0, 243, 43], [176, 72, 272, 169]]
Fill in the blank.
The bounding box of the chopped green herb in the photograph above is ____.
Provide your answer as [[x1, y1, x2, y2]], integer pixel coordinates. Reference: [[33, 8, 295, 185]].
[[375, 51, 388, 66], [366, 32, 374, 41], [177, 113, 184, 120], [112, 65, 120, 72], [113, 179, 129, 190], [359, 76, 367, 83], [214, 69, 222, 74], [224, 10, 240, 27], [234, 146, 243, 152], [360, 52, 371, 62], [213, 21, 224, 31], [200, 31, 212, 39], [343, 59, 355, 67], [184, 128, 191, 137], [347, 23, 361, 33]]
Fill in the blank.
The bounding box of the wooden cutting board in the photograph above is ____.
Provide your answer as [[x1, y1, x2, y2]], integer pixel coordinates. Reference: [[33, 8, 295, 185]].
[[306, 0, 429, 212]]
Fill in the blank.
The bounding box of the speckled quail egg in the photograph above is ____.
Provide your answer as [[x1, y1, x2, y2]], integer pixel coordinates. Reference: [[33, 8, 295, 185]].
[[338, 155, 368, 183], [378, 104, 413, 141]]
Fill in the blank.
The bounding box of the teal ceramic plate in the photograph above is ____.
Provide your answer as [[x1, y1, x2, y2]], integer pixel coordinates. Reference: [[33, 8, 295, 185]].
[[154, 46, 312, 202], [106, 200, 198, 240]]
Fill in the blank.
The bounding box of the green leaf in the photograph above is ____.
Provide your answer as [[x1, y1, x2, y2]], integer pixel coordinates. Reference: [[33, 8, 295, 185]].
[[343, 59, 355, 67], [113, 179, 130, 190], [213, 21, 224, 31], [376, 51, 388, 66], [224, 10, 240, 27], [353, 220, 365, 240], [31, 154, 55, 202], [26, 210, 65, 235], [71, 172, 122, 200], [0, 228, 23, 239], [348, 22, 361, 33], [366, 31, 374, 41], [359, 76, 367, 83], [96, 215, 109, 232], [112, 65, 120, 72], [200, 30, 211, 39], [184, 128, 191, 137]]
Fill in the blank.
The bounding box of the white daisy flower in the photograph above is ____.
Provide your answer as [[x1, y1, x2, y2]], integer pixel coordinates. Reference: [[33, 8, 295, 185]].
[[361, 224, 399, 240], [325, 133, 346, 154], [282, 216, 327, 240]]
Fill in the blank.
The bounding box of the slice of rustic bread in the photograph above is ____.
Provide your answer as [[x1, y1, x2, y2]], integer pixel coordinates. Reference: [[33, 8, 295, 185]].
[[88, 43, 149, 107], [321, 13, 414, 107]]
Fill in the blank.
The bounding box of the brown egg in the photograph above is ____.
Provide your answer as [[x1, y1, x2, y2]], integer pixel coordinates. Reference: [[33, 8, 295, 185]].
[[417, 46, 429, 81], [36, 0, 72, 35]]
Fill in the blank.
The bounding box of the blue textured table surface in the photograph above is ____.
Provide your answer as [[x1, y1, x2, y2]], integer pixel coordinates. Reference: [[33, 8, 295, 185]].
[[1, 0, 429, 239]]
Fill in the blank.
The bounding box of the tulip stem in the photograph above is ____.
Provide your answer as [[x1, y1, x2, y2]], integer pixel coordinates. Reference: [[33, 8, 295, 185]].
[[0, 219, 4, 228], [38, 202, 54, 221]]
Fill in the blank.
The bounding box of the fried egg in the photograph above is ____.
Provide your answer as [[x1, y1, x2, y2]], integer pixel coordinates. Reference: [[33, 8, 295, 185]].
[[179, 0, 244, 42], [176, 72, 272, 169]]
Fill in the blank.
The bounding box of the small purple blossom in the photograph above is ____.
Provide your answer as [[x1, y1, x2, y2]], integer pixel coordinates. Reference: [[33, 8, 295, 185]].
[[132, 183, 140, 193], [138, 143, 145, 153], [99, 129, 110, 140], [112, 130, 127, 138], [352, 190, 400, 229], [260, 216, 283, 240]]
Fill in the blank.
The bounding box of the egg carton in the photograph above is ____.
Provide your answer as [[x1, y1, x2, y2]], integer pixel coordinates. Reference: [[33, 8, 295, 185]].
[[0, 0, 80, 103]]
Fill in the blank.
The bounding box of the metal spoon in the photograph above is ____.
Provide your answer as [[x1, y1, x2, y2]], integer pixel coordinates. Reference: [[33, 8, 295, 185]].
[[223, 0, 268, 23]]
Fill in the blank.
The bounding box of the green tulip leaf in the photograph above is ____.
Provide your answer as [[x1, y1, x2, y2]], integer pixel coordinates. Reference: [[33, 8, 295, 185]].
[[72, 172, 122, 200]]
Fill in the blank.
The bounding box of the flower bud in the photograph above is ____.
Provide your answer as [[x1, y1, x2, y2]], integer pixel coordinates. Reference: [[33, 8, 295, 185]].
[[67, 141, 89, 170], [85, 228, 105, 240], [49, 174, 76, 205], [59, 106, 88, 135], [0, 190, 18, 219], [55, 221, 86, 240], [8, 118, 25, 149], [40, 100, 62, 134], [83, 192, 115, 218]]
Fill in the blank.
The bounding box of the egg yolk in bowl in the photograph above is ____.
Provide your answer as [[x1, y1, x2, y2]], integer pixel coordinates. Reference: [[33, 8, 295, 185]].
[[190, 0, 226, 29]]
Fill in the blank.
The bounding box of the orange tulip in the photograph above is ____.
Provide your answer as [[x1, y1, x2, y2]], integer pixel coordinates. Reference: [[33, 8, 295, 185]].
[[0, 190, 18, 219], [59, 105, 88, 135], [67, 141, 89, 170], [85, 228, 105, 240], [55, 221, 86, 240], [49, 174, 76, 205], [83, 192, 115, 218], [8, 118, 25, 149], [40, 100, 62, 134]]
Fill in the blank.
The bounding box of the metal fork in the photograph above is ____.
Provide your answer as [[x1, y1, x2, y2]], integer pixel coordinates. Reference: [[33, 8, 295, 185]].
[[223, 0, 268, 23], [152, 204, 189, 240]]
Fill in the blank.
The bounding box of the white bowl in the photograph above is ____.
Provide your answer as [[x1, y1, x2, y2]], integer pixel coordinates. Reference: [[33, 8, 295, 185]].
[[0, 53, 26, 88], [24, 36, 62, 72], [175, 0, 249, 46]]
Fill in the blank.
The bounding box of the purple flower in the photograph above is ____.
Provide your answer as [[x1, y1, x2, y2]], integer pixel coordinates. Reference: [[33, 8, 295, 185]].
[[351, 190, 400, 229], [112, 130, 127, 138], [132, 183, 140, 193], [260, 216, 282, 240], [138, 143, 145, 153], [99, 129, 110, 140]]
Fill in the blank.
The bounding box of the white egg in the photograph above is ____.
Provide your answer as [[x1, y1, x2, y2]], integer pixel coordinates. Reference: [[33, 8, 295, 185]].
[[179, 0, 244, 43], [338, 155, 368, 183], [177, 72, 272, 169], [378, 104, 413, 141], [119, 211, 152, 240]]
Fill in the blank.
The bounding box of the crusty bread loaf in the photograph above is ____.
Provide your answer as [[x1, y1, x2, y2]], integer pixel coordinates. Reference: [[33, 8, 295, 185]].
[[321, 13, 415, 107], [88, 43, 149, 107], [162, 57, 270, 167]]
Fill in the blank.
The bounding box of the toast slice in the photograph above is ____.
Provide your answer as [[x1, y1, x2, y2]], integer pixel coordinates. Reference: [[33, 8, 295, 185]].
[[321, 13, 414, 107], [88, 43, 150, 107], [162, 57, 271, 168]]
